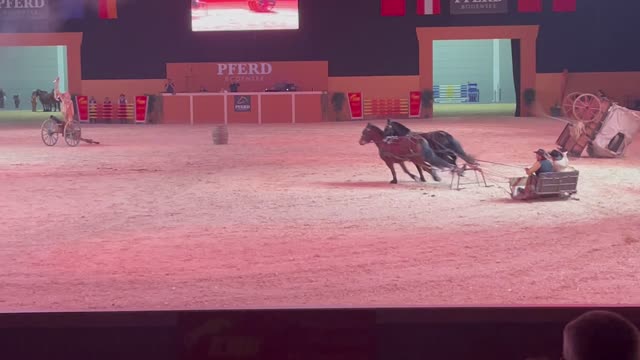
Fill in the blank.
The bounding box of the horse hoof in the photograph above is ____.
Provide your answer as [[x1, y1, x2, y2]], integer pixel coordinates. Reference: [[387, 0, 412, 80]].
[[420, 178, 426, 182], [390, 180, 398, 184]]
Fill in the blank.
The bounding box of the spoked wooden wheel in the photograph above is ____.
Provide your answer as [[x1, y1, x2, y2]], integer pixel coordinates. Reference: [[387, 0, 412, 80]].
[[573, 93, 603, 122], [562, 92, 581, 119], [248, 0, 276, 12], [63, 121, 82, 147], [41, 118, 59, 146]]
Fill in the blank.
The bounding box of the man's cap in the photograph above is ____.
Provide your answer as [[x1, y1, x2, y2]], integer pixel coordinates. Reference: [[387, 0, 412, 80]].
[[534, 148, 549, 157]]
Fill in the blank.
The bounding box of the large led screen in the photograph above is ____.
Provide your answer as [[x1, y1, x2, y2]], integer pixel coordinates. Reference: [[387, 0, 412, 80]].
[[191, 0, 299, 31]]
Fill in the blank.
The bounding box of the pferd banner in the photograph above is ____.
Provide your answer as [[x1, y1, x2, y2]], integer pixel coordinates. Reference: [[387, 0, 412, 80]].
[[0, 0, 49, 20], [0, 0, 84, 32], [450, 0, 508, 15], [234, 95, 252, 112]]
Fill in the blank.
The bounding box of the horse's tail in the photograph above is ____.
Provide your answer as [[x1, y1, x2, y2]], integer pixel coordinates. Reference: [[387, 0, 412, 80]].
[[444, 133, 477, 165], [418, 138, 454, 170]]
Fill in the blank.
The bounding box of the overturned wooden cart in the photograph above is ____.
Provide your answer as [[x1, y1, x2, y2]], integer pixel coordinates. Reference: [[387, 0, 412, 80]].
[[556, 91, 640, 157]]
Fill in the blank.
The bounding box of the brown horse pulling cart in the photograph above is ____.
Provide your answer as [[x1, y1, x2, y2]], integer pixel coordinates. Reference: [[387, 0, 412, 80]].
[[40, 115, 99, 147]]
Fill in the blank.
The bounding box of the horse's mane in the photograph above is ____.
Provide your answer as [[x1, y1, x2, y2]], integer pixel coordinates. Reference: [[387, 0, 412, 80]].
[[366, 123, 385, 136], [388, 120, 412, 136]]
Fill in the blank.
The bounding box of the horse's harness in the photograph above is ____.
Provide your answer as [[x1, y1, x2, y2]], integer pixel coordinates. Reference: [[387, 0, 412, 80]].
[[380, 133, 425, 162]]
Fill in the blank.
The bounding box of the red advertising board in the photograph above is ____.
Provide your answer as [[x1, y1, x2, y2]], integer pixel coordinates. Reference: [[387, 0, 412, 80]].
[[75, 95, 90, 123], [348, 92, 363, 120], [409, 91, 421, 118], [135, 96, 149, 123]]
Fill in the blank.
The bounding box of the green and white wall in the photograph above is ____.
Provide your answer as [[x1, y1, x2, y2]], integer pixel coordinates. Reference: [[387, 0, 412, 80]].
[[433, 39, 515, 104], [0, 46, 68, 109]]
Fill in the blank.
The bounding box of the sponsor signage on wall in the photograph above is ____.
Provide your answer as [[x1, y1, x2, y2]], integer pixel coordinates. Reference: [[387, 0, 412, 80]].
[[234, 95, 252, 112], [0, 0, 50, 20], [217, 63, 273, 83], [450, 0, 508, 15], [135, 96, 149, 123], [75, 95, 90, 123], [167, 61, 329, 93], [409, 91, 422, 118], [348, 92, 364, 120]]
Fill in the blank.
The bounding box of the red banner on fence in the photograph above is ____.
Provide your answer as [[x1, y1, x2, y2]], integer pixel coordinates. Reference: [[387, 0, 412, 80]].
[[135, 96, 149, 123], [76, 95, 90, 122], [409, 91, 421, 118], [348, 92, 363, 120], [517, 0, 542, 13], [552, 0, 576, 12]]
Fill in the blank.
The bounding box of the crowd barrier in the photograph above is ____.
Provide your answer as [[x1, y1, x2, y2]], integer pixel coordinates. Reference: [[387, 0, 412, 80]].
[[363, 98, 410, 117], [161, 92, 325, 125], [348, 91, 422, 119], [74, 95, 150, 124], [86, 104, 135, 123]]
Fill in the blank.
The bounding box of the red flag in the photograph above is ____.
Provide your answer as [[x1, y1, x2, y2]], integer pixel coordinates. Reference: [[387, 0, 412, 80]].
[[553, 0, 576, 12], [98, 0, 118, 19], [518, 0, 542, 13], [381, 0, 405, 16], [417, 0, 440, 15]]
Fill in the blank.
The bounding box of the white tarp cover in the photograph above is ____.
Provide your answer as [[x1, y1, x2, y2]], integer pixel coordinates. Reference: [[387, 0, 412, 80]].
[[590, 104, 640, 157]]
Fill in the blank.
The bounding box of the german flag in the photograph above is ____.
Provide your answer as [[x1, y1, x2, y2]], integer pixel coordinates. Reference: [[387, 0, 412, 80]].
[[98, 0, 117, 19]]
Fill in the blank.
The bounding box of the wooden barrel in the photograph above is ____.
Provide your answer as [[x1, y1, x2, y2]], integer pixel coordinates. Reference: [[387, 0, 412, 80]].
[[212, 125, 229, 145]]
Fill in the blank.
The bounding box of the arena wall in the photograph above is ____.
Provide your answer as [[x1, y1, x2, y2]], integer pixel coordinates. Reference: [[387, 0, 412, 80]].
[[68, 1, 640, 79], [0, 33, 82, 95], [165, 61, 329, 93], [78, 71, 640, 122], [81, 79, 166, 102], [535, 72, 640, 114], [328, 76, 420, 99]]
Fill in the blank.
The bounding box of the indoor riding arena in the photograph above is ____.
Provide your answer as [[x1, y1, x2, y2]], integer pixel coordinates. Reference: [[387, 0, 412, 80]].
[[1, 114, 639, 311], [2, 1, 640, 358]]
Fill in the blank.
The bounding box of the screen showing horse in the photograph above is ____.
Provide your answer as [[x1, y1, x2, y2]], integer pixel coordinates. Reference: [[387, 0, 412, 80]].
[[191, 0, 299, 31]]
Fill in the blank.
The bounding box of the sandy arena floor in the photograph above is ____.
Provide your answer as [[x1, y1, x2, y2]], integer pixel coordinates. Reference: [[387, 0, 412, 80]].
[[1, 117, 639, 312]]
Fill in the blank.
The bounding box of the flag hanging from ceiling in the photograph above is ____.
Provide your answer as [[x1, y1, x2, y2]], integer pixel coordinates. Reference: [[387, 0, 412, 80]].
[[58, 0, 86, 20], [380, 0, 406, 16], [553, 0, 576, 12], [517, 0, 542, 13], [417, 0, 441, 15], [98, 0, 118, 19]]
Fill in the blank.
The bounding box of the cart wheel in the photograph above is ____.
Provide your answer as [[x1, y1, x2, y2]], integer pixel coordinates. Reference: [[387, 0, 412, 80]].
[[41, 118, 59, 146], [573, 93, 602, 122], [562, 92, 581, 119], [64, 121, 82, 147]]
